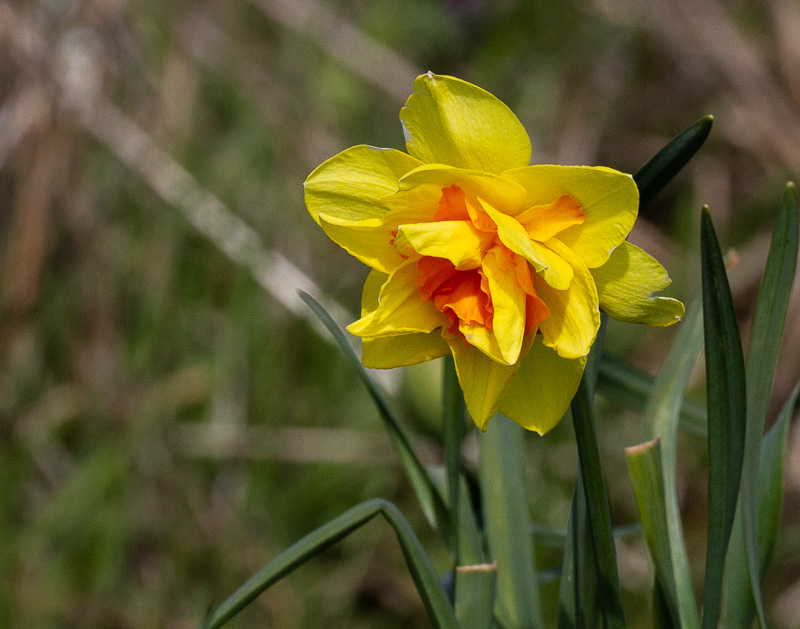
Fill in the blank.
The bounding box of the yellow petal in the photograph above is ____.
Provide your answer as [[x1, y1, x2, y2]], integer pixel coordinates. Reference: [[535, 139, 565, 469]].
[[400, 73, 532, 174], [382, 164, 528, 218], [482, 247, 526, 364], [503, 165, 638, 269], [516, 195, 585, 242], [499, 336, 586, 434], [305, 145, 422, 224], [447, 336, 520, 430], [360, 268, 388, 316], [590, 241, 685, 326], [533, 238, 600, 359], [528, 240, 574, 290], [362, 333, 449, 368], [348, 263, 449, 337], [482, 203, 548, 270], [318, 214, 405, 273], [458, 322, 507, 364], [305, 145, 423, 273], [395, 221, 495, 270]]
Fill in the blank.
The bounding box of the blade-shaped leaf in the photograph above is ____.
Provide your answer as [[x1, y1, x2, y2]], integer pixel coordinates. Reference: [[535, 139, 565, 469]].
[[300, 292, 453, 547], [723, 380, 800, 628], [480, 414, 542, 629], [625, 439, 679, 627], [644, 296, 703, 629], [730, 182, 798, 629], [531, 522, 641, 549], [443, 355, 496, 628], [199, 498, 458, 629], [634, 115, 714, 207], [571, 374, 626, 628], [455, 560, 498, 629], [443, 355, 465, 565], [598, 353, 707, 438], [756, 382, 800, 578], [557, 473, 599, 629], [700, 207, 747, 629]]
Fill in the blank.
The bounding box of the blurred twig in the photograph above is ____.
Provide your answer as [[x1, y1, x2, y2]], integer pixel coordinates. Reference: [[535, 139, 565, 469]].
[[0, 87, 51, 169]]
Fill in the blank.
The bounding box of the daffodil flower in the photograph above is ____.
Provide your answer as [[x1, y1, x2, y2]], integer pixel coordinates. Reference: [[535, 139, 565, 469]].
[[305, 72, 684, 434]]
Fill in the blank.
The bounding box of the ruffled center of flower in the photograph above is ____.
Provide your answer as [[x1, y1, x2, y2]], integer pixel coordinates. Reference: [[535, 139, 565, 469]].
[[403, 184, 554, 365], [415, 257, 493, 336]]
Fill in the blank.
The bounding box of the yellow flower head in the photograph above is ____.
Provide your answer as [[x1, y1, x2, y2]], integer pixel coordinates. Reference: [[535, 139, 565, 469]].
[[305, 73, 684, 434]]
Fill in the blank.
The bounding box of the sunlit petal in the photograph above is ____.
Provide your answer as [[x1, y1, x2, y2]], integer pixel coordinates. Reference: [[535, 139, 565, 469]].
[[499, 336, 586, 434], [395, 220, 495, 270], [348, 263, 449, 337], [382, 163, 528, 218], [533, 238, 600, 359], [482, 203, 548, 270], [400, 73, 532, 173], [591, 241, 685, 325], [362, 333, 449, 368], [503, 165, 638, 268], [448, 336, 520, 430], [516, 194, 585, 242], [482, 247, 526, 364], [306, 145, 422, 223]]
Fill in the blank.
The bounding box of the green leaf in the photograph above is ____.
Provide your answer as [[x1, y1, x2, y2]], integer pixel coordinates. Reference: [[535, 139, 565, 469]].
[[625, 439, 679, 627], [443, 355, 465, 565], [557, 473, 599, 629], [729, 182, 798, 629], [723, 381, 800, 628], [480, 414, 542, 629], [571, 374, 626, 628], [643, 296, 704, 629], [443, 357, 496, 628], [199, 498, 458, 629], [598, 353, 707, 438], [634, 115, 714, 207], [700, 207, 747, 629], [443, 354, 494, 628], [454, 559, 498, 629], [756, 383, 800, 578], [531, 522, 641, 549], [299, 292, 453, 547]]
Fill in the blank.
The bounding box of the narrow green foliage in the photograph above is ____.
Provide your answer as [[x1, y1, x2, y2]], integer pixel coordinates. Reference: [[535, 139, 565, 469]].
[[700, 208, 747, 629], [558, 315, 606, 629], [443, 355, 465, 565], [756, 382, 800, 577], [557, 474, 598, 629], [625, 440, 679, 627], [598, 354, 707, 438], [734, 181, 798, 628], [444, 358, 496, 628], [300, 292, 453, 547], [643, 297, 703, 629], [531, 522, 641, 549], [724, 381, 800, 628], [454, 560, 498, 629], [571, 375, 626, 629], [634, 115, 714, 207], [199, 499, 457, 629], [480, 415, 542, 629]]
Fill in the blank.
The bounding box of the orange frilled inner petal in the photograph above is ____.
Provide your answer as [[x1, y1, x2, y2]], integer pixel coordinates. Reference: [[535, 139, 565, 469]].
[[516, 194, 585, 243], [415, 257, 493, 335], [435, 184, 496, 233], [410, 184, 551, 350]]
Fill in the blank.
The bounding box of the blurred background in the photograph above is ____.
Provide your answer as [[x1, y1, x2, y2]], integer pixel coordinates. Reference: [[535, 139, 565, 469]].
[[1, 0, 800, 627]]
